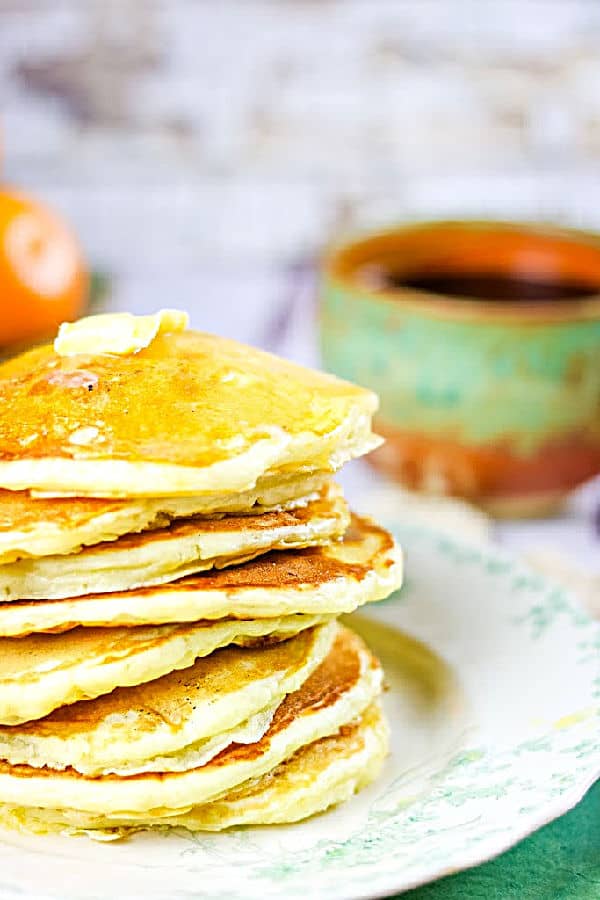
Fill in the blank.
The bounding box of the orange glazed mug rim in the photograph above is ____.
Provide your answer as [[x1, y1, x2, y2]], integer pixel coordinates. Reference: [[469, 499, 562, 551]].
[[323, 218, 600, 324]]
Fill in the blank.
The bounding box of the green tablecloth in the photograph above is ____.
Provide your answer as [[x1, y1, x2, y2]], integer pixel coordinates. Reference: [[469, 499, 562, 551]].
[[398, 779, 599, 900]]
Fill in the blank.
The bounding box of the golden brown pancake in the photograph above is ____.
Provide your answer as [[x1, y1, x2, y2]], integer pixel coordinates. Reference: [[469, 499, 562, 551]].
[[0, 329, 379, 497], [0, 701, 389, 837], [0, 622, 336, 775], [0, 514, 403, 635], [0, 472, 328, 564], [0, 613, 331, 725], [0, 483, 349, 601], [0, 626, 382, 815]]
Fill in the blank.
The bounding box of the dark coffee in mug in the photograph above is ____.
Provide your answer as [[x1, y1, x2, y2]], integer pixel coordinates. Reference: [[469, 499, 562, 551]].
[[365, 269, 599, 302]]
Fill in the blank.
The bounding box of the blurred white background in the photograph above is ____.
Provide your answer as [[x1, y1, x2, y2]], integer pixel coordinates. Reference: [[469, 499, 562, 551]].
[[2, 0, 600, 355], [2, 0, 600, 573]]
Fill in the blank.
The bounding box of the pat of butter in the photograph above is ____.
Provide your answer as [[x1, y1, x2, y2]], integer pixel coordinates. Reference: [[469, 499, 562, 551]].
[[54, 309, 189, 357]]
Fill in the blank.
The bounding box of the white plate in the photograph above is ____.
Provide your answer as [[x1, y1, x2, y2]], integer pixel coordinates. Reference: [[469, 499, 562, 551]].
[[0, 523, 597, 900]]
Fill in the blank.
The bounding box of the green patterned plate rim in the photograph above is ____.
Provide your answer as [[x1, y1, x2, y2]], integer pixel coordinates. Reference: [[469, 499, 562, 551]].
[[0, 523, 596, 900]]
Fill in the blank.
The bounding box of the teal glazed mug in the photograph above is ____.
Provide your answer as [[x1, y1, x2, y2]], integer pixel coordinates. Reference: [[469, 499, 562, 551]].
[[319, 220, 600, 517]]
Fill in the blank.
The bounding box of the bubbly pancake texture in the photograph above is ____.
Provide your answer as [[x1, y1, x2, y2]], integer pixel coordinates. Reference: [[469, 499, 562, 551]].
[[0, 514, 403, 636], [0, 329, 380, 497], [0, 473, 328, 565], [0, 613, 331, 725], [0, 702, 388, 838], [0, 623, 335, 775], [0, 626, 381, 815], [0, 483, 349, 601]]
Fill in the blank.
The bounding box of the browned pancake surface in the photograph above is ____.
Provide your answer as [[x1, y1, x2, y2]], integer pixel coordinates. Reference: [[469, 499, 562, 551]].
[[0, 627, 374, 782], [0, 491, 128, 532], [0, 331, 371, 467], [0, 480, 338, 540], [4, 626, 325, 740], [63, 484, 346, 558], [208, 627, 371, 768], [108, 514, 394, 598]]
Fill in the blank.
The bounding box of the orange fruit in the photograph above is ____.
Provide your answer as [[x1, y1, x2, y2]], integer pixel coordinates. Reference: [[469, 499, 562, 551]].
[[0, 189, 88, 347]]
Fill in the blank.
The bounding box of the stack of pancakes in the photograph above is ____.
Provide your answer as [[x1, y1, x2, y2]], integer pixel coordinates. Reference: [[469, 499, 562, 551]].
[[0, 311, 402, 839]]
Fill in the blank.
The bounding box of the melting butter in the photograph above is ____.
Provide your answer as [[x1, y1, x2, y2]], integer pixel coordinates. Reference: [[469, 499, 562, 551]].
[[54, 309, 189, 357]]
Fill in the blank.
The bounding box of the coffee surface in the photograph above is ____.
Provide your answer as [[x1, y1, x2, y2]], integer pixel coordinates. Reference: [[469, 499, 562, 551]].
[[360, 268, 600, 302]]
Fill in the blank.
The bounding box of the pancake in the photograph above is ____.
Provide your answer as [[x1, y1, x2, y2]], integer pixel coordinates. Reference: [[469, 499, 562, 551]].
[[0, 322, 380, 497], [0, 514, 402, 636], [0, 483, 349, 601], [0, 702, 388, 838], [0, 472, 328, 565], [0, 622, 335, 775], [0, 613, 330, 725], [0, 626, 382, 815], [152, 700, 389, 833]]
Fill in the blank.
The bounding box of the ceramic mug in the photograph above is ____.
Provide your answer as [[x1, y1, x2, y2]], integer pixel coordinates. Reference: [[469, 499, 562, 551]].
[[319, 220, 600, 516]]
